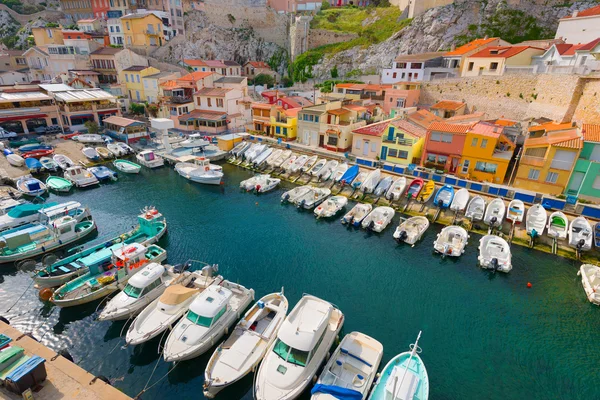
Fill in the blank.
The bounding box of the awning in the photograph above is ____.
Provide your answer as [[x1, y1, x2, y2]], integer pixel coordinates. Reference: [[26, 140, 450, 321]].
[[97, 110, 118, 114], [0, 114, 47, 122], [179, 110, 227, 122]]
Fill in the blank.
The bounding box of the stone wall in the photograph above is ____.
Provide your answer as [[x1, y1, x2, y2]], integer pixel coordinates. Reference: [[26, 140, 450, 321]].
[[307, 29, 357, 50], [572, 77, 600, 124]]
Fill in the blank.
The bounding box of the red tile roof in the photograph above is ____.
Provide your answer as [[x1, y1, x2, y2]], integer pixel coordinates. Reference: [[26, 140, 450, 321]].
[[527, 121, 574, 133], [468, 121, 505, 138], [582, 124, 600, 142], [407, 109, 442, 129], [390, 119, 427, 138], [195, 87, 231, 96], [445, 38, 498, 56], [428, 121, 473, 134], [469, 46, 544, 58], [284, 107, 301, 117], [525, 128, 582, 148], [178, 71, 214, 82], [554, 137, 584, 149], [246, 61, 270, 69], [430, 100, 465, 111], [577, 37, 600, 51], [352, 120, 391, 137], [563, 5, 600, 19], [447, 112, 485, 122]]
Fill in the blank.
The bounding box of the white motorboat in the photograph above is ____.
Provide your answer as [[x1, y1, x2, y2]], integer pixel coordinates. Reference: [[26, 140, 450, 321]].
[[254, 294, 344, 400], [525, 203, 547, 237], [263, 149, 283, 166], [465, 195, 486, 221], [547, 211, 569, 240], [126, 268, 223, 345], [203, 291, 289, 398], [113, 159, 141, 173], [386, 177, 407, 201], [246, 144, 267, 163], [311, 331, 383, 400], [6, 154, 24, 167], [309, 159, 327, 176], [294, 187, 331, 209], [254, 147, 273, 168], [478, 235, 512, 273], [361, 206, 395, 232], [289, 154, 309, 173], [231, 141, 251, 158], [569, 216, 593, 251], [240, 174, 270, 191], [64, 166, 99, 187], [271, 150, 293, 168], [106, 143, 124, 157], [301, 155, 319, 173], [506, 199, 525, 224], [236, 142, 254, 160], [53, 154, 74, 169], [0, 201, 89, 232], [136, 150, 164, 168], [82, 147, 100, 161], [281, 185, 311, 203], [331, 163, 349, 182], [578, 264, 600, 305], [373, 176, 393, 197], [281, 154, 299, 173], [256, 176, 281, 193], [317, 160, 339, 181], [434, 225, 469, 257], [116, 142, 134, 155], [75, 134, 104, 144], [163, 281, 255, 362], [341, 203, 372, 227], [450, 188, 469, 213], [314, 196, 348, 218], [393, 216, 430, 245], [352, 171, 369, 190], [175, 157, 223, 185], [360, 169, 381, 194], [483, 198, 505, 228], [181, 133, 210, 149]]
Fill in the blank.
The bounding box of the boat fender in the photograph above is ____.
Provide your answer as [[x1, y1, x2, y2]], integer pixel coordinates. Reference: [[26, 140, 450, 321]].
[[0, 316, 9, 325], [41, 246, 46, 252], [39, 288, 53, 302], [225, 326, 229, 335]]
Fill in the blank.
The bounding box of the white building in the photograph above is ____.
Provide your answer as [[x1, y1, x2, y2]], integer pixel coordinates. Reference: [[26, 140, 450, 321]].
[[108, 18, 125, 46], [532, 38, 600, 74], [381, 52, 447, 83], [0, 71, 28, 85], [556, 6, 600, 44]]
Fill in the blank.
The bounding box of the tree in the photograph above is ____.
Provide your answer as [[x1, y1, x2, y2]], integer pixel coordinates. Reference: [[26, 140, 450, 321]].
[[147, 104, 159, 118], [84, 120, 99, 134], [129, 103, 145, 115], [330, 65, 338, 79], [253, 73, 275, 88], [321, 0, 330, 10]]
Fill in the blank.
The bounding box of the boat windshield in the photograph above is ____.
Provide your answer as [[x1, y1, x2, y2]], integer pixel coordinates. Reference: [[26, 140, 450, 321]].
[[272, 339, 309, 367], [186, 310, 212, 327], [123, 284, 143, 299]]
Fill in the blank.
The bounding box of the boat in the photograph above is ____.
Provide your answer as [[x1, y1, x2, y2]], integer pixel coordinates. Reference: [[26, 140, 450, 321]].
[[64, 166, 99, 187], [338, 165, 360, 187], [241, 174, 280, 193], [163, 281, 255, 362], [483, 198, 505, 228], [18, 144, 52, 153], [595, 222, 600, 248], [113, 159, 141, 174], [331, 163, 349, 183], [75, 134, 104, 144], [230, 141, 250, 158], [309, 158, 327, 176], [98, 262, 195, 321], [23, 150, 51, 161], [0, 201, 88, 232], [51, 243, 167, 308], [241, 143, 260, 161], [88, 166, 118, 182], [450, 188, 469, 213], [106, 143, 124, 157], [246, 144, 267, 163], [34, 207, 167, 288], [434, 225, 469, 257], [6, 154, 24, 167], [478, 235, 512, 273], [569, 216, 593, 251], [39, 157, 58, 172], [181, 133, 210, 149], [367, 331, 428, 400], [16, 177, 46, 197], [25, 158, 43, 173], [263, 148, 282, 166], [278, 154, 297, 172], [547, 212, 569, 240], [314, 196, 348, 218], [294, 187, 331, 209], [433, 184, 454, 208], [95, 147, 112, 159], [203, 291, 289, 398], [406, 178, 424, 200], [253, 147, 274, 168], [254, 294, 344, 400], [175, 157, 223, 185], [271, 150, 292, 168], [240, 174, 270, 191], [116, 142, 134, 154], [506, 199, 525, 224], [465, 196, 486, 221], [53, 154, 74, 169], [416, 180, 435, 203], [360, 169, 381, 194], [281, 185, 311, 203], [341, 203, 372, 227], [317, 160, 339, 181], [386, 177, 407, 201], [46, 176, 73, 193], [578, 264, 600, 305], [374, 176, 393, 197], [525, 203, 547, 237], [136, 150, 164, 169], [351, 171, 369, 190], [82, 147, 100, 161], [311, 331, 383, 400], [289, 154, 309, 174], [393, 216, 430, 245], [301, 155, 319, 173], [0, 216, 96, 263], [362, 206, 395, 232]]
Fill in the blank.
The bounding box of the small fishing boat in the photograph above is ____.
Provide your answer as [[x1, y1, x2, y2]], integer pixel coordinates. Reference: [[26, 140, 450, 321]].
[[341, 203, 372, 227], [253, 147, 273, 168], [506, 199, 525, 224], [95, 147, 112, 159], [25, 158, 43, 173], [246, 144, 267, 163], [351, 171, 369, 190], [569, 216, 593, 251], [483, 198, 505, 228], [406, 178, 424, 200], [16, 177, 46, 197], [75, 134, 104, 144], [255, 175, 281, 193], [362, 206, 395, 232], [309, 158, 327, 176], [136, 150, 164, 168], [6, 154, 24, 167], [281, 185, 311, 203], [240, 174, 270, 191], [113, 159, 141, 174], [175, 157, 223, 185], [317, 160, 339, 181], [295, 187, 331, 209], [595, 222, 600, 248], [271, 150, 293, 168], [525, 203, 547, 237], [22, 149, 53, 159], [82, 147, 100, 161], [106, 143, 124, 157], [416, 180, 435, 203], [465, 195, 486, 221], [374, 176, 393, 197], [51, 243, 167, 308], [338, 165, 360, 187], [203, 291, 289, 398], [46, 176, 73, 193], [64, 166, 99, 187], [314, 196, 348, 218], [163, 281, 255, 362], [393, 216, 430, 245], [281, 154, 298, 173], [0, 201, 87, 232], [116, 142, 134, 154], [181, 133, 210, 149], [547, 212, 569, 240], [386, 177, 407, 201], [53, 154, 74, 169], [311, 331, 383, 400], [263, 148, 283, 166], [331, 163, 349, 182], [18, 144, 51, 153], [289, 154, 309, 173], [360, 169, 381, 194], [301, 155, 319, 173], [434, 225, 469, 257], [230, 141, 250, 157], [578, 264, 600, 305], [433, 184, 454, 208], [368, 332, 428, 400], [450, 188, 469, 213], [88, 166, 117, 182], [39, 157, 58, 172], [254, 294, 344, 400], [478, 235, 512, 273]]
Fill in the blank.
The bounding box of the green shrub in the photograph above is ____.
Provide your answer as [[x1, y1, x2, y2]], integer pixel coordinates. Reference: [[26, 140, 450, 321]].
[[129, 103, 145, 115], [254, 73, 275, 88]]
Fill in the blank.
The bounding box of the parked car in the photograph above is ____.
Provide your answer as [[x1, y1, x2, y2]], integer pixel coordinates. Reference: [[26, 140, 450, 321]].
[[0, 129, 17, 138]]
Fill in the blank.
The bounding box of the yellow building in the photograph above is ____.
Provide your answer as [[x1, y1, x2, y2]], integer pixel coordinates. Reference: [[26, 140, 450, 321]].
[[250, 103, 299, 141], [120, 65, 160, 102], [122, 13, 164, 48], [462, 46, 545, 77], [380, 118, 426, 165], [31, 25, 64, 46], [458, 122, 515, 183], [513, 123, 583, 195]]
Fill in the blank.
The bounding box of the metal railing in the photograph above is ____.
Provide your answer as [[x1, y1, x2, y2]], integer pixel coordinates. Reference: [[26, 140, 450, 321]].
[[170, 96, 192, 104]]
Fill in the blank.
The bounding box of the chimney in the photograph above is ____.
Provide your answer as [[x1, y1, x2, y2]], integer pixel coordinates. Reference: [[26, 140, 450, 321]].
[[572, 10, 578, 18], [450, 44, 456, 51], [484, 35, 488, 40]]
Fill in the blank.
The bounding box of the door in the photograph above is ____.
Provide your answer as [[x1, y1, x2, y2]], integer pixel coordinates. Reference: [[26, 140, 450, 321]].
[[311, 131, 318, 147], [319, 135, 324, 147], [567, 171, 585, 194], [363, 141, 369, 156], [461, 159, 470, 174], [380, 146, 388, 160]]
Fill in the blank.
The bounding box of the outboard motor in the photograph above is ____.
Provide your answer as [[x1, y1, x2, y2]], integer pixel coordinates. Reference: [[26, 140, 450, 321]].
[[490, 257, 499, 271], [348, 216, 354, 225], [577, 239, 585, 250], [397, 230, 408, 243], [490, 216, 497, 226], [437, 199, 444, 208], [283, 193, 290, 202], [298, 199, 306, 209], [368, 220, 375, 231], [255, 184, 261, 193]]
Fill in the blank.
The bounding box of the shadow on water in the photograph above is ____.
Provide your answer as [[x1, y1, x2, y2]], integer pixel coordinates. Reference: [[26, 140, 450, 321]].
[[53, 301, 101, 335], [129, 339, 163, 367]]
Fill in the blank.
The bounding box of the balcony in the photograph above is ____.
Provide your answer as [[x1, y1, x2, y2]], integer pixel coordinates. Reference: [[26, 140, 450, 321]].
[[383, 137, 414, 146], [550, 159, 574, 171], [170, 96, 192, 104], [492, 148, 514, 160], [96, 103, 118, 110], [144, 30, 160, 36], [521, 155, 546, 167], [360, 94, 385, 101], [60, 104, 93, 112], [28, 62, 44, 70]]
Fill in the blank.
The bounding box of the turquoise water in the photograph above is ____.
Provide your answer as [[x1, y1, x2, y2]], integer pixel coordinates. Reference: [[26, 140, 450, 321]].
[[0, 163, 599, 400]]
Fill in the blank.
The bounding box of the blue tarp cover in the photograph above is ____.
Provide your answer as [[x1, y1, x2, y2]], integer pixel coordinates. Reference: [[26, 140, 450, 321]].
[[5, 355, 45, 382], [311, 384, 363, 400]]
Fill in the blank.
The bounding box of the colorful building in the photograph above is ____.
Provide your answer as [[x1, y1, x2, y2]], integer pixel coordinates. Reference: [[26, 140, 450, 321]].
[[32, 25, 64, 46], [243, 61, 277, 81], [183, 59, 241, 76], [462, 46, 545, 77], [420, 122, 473, 173], [382, 82, 421, 116], [261, 91, 313, 110], [565, 124, 600, 200], [0, 87, 60, 133], [142, 71, 180, 104], [120, 65, 160, 102], [351, 119, 391, 161], [430, 100, 466, 119], [58, 0, 93, 21], [381, 118, 427, 165], [90, 47, 149, 97], [442, 37, 509, 76], [122, 13, 164, 48], [103, 116, 149, 143]]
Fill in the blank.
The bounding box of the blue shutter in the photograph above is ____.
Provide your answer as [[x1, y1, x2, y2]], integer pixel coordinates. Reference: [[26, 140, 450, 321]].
[[381, 146, 388, 160], [387, 127, 394, 141]]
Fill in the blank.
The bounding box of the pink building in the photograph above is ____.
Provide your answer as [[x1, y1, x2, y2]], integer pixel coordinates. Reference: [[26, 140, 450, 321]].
[[420, 121, 473, 173], [382, 82, 421, 115]]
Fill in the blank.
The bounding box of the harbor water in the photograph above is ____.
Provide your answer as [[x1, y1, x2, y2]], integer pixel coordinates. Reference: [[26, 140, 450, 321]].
[[0, 163, 599, 400]]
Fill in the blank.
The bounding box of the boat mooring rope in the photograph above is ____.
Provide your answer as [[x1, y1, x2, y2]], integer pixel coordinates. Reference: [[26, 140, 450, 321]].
[[4, 278, 36, 313]]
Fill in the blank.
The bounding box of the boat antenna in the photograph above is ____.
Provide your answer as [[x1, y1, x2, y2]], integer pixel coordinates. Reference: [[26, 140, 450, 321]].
[[395, 331, 422, 398]]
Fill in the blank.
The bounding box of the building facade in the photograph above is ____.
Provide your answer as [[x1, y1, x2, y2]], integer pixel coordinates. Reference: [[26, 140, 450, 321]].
[[565, 124, 600, 200], [420, 122, 472, 173]]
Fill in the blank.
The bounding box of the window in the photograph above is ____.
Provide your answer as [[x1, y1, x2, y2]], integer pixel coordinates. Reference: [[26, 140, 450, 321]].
[[490, 62, 498, 71], [110, 26, 114, 32], [468, 62, 474, 71], [143, 80, 148, 88], [545, 171, 559, 184], [593, 175, 600, 190], [528, 168, 540, 180], [437, 155, 448, 165], [395, 98, 405, 108], [309, 115, 314, 122], [216, 98, 223, 107], [123, 283, 143, 298], [327, 136, 338, 146], [410, 63, 422, 69], [130, 73, 134, 82], [471, 138, 478, 147], [355, 140, 361, 149], [126, 22, 130, 30], [197, 97, 201, 106], [283, 127, 288, 135], [427, 154, 436, 163], [475, 161, 497, 173], [272, 339, 309, 367], [392, 72, 397, 79], [441, 134, 452, 143], [480, 139, 487, 148], [430, 132, 441, 142], [136, 75, 140, 83], [275, 126, 281, 134], [388, 148, 398, 157], [397, 150, 408, 159], [315, 116, 319, 123], [371, 142, 376, 152], [186, 310, 213, 327], [207, 98, 212, 107], [396, 62, 406, 68]]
